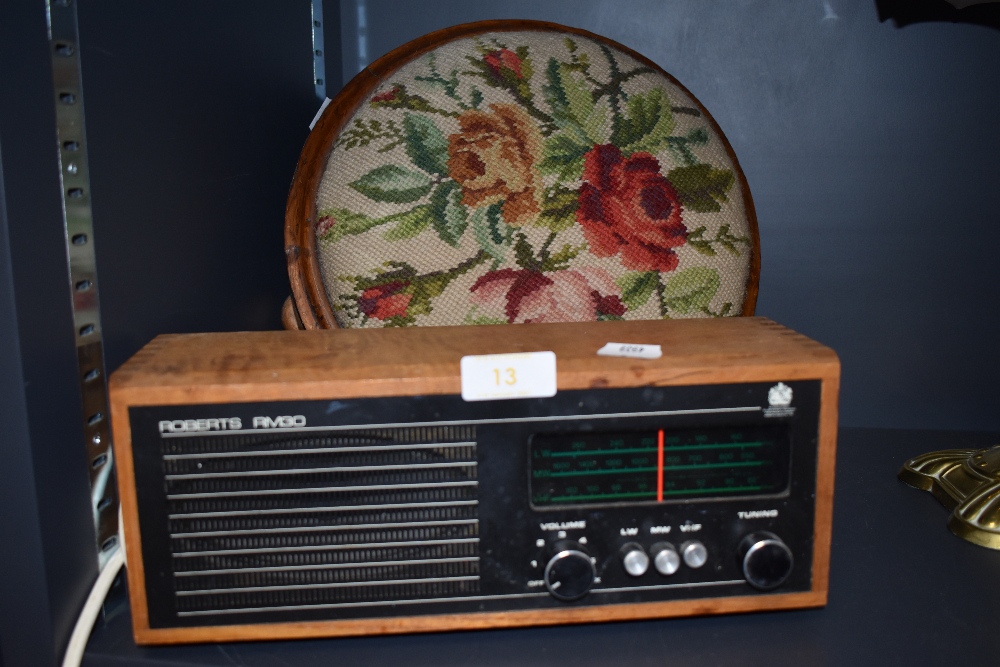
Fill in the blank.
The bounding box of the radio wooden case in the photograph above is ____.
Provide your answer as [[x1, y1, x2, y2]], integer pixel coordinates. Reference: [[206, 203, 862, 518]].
[[110, 317, 839, 645]]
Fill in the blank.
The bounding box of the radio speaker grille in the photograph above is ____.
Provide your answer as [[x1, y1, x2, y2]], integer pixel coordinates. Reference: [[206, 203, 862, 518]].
[[157, 425, 480, 617]]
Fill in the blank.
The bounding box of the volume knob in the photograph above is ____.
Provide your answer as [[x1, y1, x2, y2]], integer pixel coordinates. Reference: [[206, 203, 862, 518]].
[[544, 540, 596, 601], [739, 531, 793, 590]]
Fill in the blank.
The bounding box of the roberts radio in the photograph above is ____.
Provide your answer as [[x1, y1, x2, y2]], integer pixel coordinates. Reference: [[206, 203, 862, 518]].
[[110, 317, 838, 644]]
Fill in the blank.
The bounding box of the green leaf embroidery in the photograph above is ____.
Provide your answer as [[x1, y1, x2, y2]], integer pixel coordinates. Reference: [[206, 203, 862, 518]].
[[382, 205, 435, 241], [543, 59, 571, 122], [469, 86, 484, 109], [464, 307, 508, 326], [561, 64, 596, 130], [537, 185, 581, 231], [681, 224, 748, 257], [661, 267, 721, 314], [543, 59, 595, 142], [539, 133, 589, 180], [470, 204, 512, 261], [539, 243, 584, 272], [615, 89, 675, 154], [512, 232, 536, 270], [686, 128, 709, 145], [322, 204, 439, 244], [348, 164, 433, 204], [402, 113, 449, 176], [582, 102, 610, 146], [429, 181, 469, 247], [685, 226, 716, 256], [667, 164, 735, 213], [336, 118, 406, 153], [317, 207, 390, 244], [616, 271, 659, 310], [343, 260, 417, 291], [402, 250, 490, 319]]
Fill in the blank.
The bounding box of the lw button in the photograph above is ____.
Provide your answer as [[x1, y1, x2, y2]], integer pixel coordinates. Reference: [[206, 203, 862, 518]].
[[681, 540, 708, 569], [619, 542, 649, 577]]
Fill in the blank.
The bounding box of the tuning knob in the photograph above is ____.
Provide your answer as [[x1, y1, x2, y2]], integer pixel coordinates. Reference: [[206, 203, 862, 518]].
[[739, 531, 794, 590], [650, 542, 681, 576], [544, 540, 596, 601], [619, 542, 649, 577]]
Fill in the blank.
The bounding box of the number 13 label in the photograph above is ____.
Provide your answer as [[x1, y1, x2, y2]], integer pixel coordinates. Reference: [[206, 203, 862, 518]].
[[460, 351, 557, 402]]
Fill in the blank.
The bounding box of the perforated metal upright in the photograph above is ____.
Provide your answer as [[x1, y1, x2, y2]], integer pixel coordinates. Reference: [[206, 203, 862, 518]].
[[0, 1, 338, 664], [0, 1, 98, 664]]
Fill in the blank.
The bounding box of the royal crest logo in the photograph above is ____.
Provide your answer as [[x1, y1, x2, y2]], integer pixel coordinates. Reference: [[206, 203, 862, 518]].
[[768, 382, 793, 407]]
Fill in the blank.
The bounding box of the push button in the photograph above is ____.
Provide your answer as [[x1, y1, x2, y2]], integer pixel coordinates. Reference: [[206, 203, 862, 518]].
[[681, 540, 708, 569], [619, 542, 649, 576], [650, 542, 680, 576]]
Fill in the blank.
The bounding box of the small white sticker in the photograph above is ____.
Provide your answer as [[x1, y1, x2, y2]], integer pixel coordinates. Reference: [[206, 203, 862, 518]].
[[597, 342, 662, 359], [309, 97, 332, 130], [460, 351, 556, 402]]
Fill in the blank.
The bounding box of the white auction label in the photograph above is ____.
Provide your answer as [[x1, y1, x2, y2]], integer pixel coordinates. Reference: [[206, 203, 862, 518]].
[[597, 342, 662, 359], [460, 351, 557, 402]]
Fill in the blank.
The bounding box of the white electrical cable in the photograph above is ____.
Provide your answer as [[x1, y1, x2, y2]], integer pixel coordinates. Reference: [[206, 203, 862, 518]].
[[61, 508, 127, 667]]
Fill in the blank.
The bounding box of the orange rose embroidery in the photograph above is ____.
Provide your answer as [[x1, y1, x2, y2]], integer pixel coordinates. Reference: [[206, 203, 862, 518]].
[[447, 103, 543, 226]]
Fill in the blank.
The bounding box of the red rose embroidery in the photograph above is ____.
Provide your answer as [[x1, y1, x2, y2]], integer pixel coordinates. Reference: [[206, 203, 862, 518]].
[[484, 48, 523, 79], [577, 144, 687, 272], [470, 267, 625, 323], [370, 86, 402, 105], [358, 281, 412, 320]]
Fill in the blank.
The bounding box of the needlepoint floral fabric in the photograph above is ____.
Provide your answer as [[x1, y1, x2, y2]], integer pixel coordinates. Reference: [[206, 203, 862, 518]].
[[315, 31, 753, 328]]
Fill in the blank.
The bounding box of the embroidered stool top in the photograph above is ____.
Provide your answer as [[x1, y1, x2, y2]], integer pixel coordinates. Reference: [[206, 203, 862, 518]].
[[285, 20, 759, 329]]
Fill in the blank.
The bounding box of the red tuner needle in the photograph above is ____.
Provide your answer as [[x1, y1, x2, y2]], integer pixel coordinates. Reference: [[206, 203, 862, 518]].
[[657, 429, 664, 502]]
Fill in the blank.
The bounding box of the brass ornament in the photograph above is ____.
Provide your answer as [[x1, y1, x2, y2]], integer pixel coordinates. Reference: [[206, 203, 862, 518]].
[[898, 445, 1000, 549]]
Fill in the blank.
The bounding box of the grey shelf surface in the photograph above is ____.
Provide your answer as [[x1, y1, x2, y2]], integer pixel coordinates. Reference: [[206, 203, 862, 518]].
[[82, 427, 1000, 666]]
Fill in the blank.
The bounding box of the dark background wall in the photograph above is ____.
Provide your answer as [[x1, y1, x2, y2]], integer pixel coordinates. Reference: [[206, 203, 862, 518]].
[[76, 2, 323, 373]]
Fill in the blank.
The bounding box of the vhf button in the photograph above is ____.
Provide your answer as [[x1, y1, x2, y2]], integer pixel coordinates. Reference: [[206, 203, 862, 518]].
[[681, 540, 708, 569], [619, 542, 649, 577]]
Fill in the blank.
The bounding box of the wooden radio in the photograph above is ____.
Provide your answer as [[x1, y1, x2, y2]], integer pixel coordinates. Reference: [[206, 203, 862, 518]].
[[110, 317, 839, 645]]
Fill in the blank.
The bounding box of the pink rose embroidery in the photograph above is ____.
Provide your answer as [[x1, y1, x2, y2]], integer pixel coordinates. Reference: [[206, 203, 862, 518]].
[[470, 267, 626, 323], [316, 215, 336, 237]]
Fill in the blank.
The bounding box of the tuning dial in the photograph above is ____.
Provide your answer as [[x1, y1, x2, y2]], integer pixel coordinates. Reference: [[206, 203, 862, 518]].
[[619, 542, 649, 577], [650, 542, 680, 576], [681, 540, 708, 569], [544, 540, 596, 601], [739, 531, 794, 590]]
